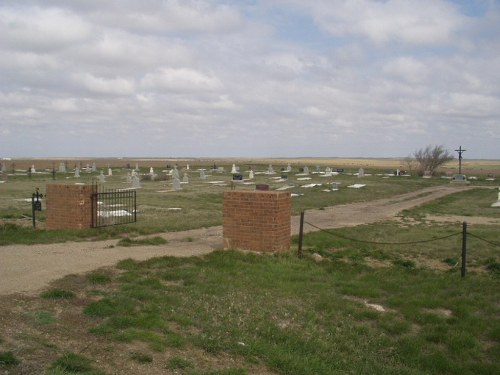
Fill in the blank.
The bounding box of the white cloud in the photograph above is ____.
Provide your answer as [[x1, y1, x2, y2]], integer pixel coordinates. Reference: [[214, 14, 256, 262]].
[[0, 6, 91, 51], [76, 73, 135, 96], [141, 68, 223, 92]]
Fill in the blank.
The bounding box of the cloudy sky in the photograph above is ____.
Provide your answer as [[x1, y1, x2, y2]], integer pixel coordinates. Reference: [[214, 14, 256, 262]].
[[0, 0, 499, 159]]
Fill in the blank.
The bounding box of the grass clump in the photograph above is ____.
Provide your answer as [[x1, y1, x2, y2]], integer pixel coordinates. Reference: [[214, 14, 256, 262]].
[[49, 353, 104, 374], [87, 272, 112, 284], [130, 351, 153, 364], [165, 356, 193, 370], [0, 351, 19, 366], [116, 236, 167, 247], [41, 289, 75, 299]]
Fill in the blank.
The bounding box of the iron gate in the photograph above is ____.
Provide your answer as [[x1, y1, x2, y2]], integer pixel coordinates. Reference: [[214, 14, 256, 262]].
[[91, 185, 137, 228]]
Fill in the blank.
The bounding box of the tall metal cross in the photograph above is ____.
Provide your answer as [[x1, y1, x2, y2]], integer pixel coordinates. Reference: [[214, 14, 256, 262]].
[[455, 145, 466, 174]]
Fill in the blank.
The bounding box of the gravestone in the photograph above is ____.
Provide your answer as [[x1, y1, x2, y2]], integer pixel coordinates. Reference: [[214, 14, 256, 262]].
[[358, 168, 365, 177], [31, 165, 36, 173], [1, 163, 6, 173], [86, 163, 91, 173], [249, 170, 254, 179], [135, 163, 139, 171], [58, 162, 66, 173], [183, 173, 189, 183], [98, 171, 106, 183], [150, 167, 154, 175], [108, 168, 112, 176], [92, 162, 97, 172], [132, 175, 141, 188], [172, 167, 179, 180], [186, 164, 190, 170], [286, 163, 292, 172], [491, 188, 500, 208], [268, 164, 275, 174], [126, 172, 132, 184], [74, 168, 80, 178], [173, 177, 182, 191], [303, 166, 309, 175], [200, 170, 206, 180], [325, 167, 332, 177], [231, 164, 237, 174], [316, 165, 320, 173]]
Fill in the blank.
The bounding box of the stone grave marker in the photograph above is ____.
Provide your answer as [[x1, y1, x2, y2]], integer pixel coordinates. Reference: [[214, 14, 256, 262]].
[[132, 175, 141, 188], [200, 170, 206, 180], [183, 172, 189, 183], [303, 166, 309, 175], [358, 168, 365, 177], [92, 162, 97, 172], [249, 170, 254, 179], [58, 162, 66, 173], [74, 167, 80, 178], [231, 164, 237, 174], [98, 171, 106, 183], [108, 168, 112, 176], [173, 177, 182, 191], [491, 188, 500, 208]]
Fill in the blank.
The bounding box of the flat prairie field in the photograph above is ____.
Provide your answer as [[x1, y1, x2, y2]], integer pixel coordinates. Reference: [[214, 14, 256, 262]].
[[3, 156, 499, 176]]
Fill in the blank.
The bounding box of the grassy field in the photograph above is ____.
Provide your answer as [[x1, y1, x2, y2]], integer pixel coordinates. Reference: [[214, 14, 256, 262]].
[[0, 158, 499, 374]]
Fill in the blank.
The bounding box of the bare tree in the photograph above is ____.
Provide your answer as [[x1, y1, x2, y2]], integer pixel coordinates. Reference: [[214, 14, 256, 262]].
[[413, 145, 454, 176]]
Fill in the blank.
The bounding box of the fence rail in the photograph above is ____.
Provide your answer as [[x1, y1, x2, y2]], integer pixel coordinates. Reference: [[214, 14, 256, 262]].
[[297, 211, 499, 278], [91, 186, 136, 228]]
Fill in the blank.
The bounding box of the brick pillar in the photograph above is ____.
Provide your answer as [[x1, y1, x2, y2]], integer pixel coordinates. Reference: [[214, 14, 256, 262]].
[[223, 190, 291, 252], [46, 184, 96, 230]]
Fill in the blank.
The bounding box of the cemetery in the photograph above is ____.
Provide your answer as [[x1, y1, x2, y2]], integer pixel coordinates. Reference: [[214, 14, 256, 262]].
[[0, 157, 499, 374]]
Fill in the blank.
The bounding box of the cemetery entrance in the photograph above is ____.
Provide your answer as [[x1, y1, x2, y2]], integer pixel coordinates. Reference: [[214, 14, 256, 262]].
[[91, 186, 137, 228]]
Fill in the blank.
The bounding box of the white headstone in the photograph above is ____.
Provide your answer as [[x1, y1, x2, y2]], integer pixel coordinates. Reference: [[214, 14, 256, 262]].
[[358, 168, 365, 177], [108, 168, 112, 176], [172, 167, 179, 180], [249, 170, 254, 179], [59, 162, 66, 173], [173, 177, 182, 191], [98, 171, 106, 183], [492, 188, 500, 207], [268, 164, 275, 174], [126, 172, 132, 184], [303, 166, 309, 175], [231, 164, 237, 174], [74, 168, 80, 178], [31, 165, 36, 173], [183, 173, 189, 183], [150, 167, 154, 175], [186, 164, 190, 170], [200, 170, 206, 180], [286, 163, 292, 172], [132, 175, 141, 188], [92, 162, 97, 172], [135, 163, 139, 171]]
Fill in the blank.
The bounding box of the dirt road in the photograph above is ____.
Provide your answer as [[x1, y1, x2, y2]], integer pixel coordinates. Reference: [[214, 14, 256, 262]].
[[0, 185, 473, 295]]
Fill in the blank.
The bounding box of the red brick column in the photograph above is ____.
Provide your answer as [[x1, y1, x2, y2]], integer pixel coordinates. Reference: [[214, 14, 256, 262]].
[[223, 191, 291, 252], [46, 184, 96, 229]]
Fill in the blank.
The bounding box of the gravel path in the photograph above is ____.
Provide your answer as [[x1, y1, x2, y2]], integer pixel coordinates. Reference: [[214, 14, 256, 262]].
[[0, 185, 473, 295]]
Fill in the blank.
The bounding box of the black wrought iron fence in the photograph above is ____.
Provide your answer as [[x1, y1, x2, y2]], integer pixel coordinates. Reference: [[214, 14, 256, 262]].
[[91, 185, 136, 228]]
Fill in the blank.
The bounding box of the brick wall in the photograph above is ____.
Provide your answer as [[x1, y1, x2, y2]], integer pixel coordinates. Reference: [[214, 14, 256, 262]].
[[46, 184, 96, 230], [223, 190, 291, 252]]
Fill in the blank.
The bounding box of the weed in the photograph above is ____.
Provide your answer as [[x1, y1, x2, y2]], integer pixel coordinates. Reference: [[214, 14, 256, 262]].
[[116, 236, 167, 247], [49, 353, 105, 374], [41, 289, 75, 299], [87, 272, 112, 284], [130, 352, 153, 364], [166, 356, 193, 370], [0, 351, 19, 366]]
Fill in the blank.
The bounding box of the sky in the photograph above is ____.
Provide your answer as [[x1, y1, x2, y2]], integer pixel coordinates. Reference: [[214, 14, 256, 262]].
[[0, 0, 499, 159]]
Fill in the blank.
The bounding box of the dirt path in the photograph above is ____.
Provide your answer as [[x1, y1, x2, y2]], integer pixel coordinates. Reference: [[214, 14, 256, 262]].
[[0, 184, 474, 295]]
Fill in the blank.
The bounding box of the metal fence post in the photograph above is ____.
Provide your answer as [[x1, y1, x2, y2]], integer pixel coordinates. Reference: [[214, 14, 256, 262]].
[[461, 221, 467, 278], [298, 211, 305, 258]]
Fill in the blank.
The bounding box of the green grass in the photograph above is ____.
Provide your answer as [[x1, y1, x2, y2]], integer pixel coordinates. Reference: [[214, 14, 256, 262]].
[[0, 351, 19, 366], [80, 244, 499, 375], [87, 272, 112, 284], [116, 236, 167, 247], [166, 356, 193, 370], [41, 289, 76, 299], [49, 353, 105, 375]]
